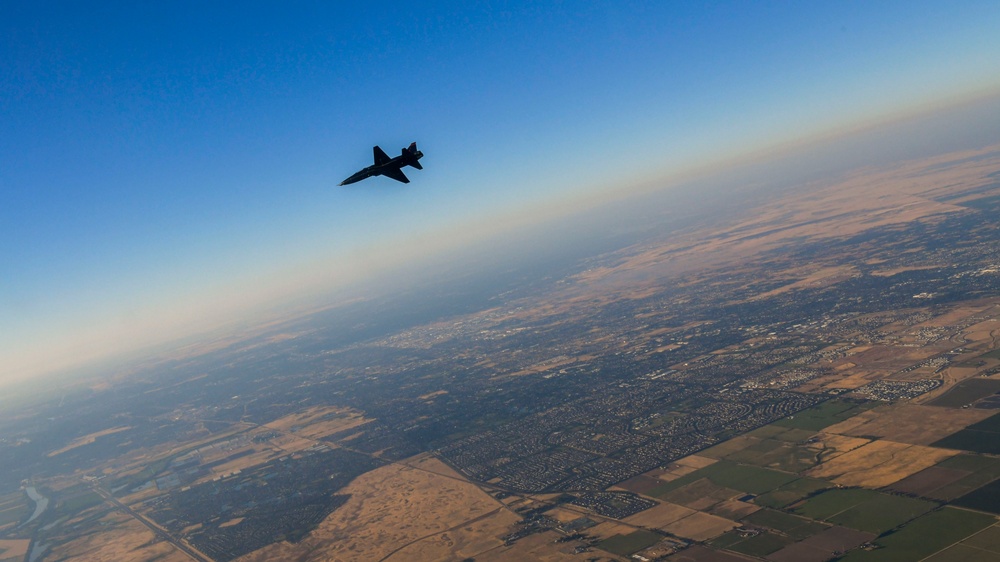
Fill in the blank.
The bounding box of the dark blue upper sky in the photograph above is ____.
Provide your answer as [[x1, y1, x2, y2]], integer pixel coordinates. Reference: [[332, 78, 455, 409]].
[[3, 1, 999, 385]]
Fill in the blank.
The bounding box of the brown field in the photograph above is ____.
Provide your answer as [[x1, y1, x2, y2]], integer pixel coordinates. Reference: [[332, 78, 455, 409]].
[[263, 405, 371, 440], [768, 526, 875, 562], [809, 370, 880, 392], [870, 265, 943, 277], [805, 440, 957, 488], [236, 456, 512, 562], [842, 345, 944, 372], [652, 455, 717, 481], [617, 474, 668, 493], [824, 404, 994, 445], [197, 449, 279, 482], [666, 544, 755, 561], [676, 454, 718, 470], [588, 520, 640, 539], [663, 511, 738, 541], [889, 466, 972, 498], [661, 479, 741, 510], [709, 499, 761, 520], [47, 426, 132, 457], [506, 354, 596, 377], [545, 506, 587, 523], [475, 531, 617, 562], [623, 501, 695, 528], [804, 433, 872, 464], [751, 265, 859, 300], [701, 435, 757, 459], [44, 511, 189, 562], [261, 430, 321, 454], [0, 540, 29, 560], [381, 508, 522, 561]]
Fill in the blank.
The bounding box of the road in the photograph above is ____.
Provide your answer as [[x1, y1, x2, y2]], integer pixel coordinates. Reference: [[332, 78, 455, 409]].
[[91, 484, 213, 562]]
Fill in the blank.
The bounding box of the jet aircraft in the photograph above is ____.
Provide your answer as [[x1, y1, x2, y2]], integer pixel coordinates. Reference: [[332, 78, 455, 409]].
[[340, 142, 424, 185]]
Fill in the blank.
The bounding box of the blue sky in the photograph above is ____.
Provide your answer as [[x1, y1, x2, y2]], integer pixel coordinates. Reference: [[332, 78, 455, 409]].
[[2, 1, 1000, 385]]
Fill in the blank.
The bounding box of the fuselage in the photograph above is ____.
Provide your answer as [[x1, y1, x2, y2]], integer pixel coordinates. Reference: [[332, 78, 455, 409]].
[[340, 166, 377, 185]]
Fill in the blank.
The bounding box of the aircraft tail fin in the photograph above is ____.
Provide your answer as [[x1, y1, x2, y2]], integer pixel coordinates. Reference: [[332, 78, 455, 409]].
[[406, 142, 422, 169]]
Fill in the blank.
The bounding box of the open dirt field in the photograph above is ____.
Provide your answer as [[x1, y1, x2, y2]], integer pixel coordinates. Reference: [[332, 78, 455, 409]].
[[622, 501, 694, 528], [0, 540, 29, 561], [381, 508, 522, 561], [662, 511, 738, 541], [475, 531, 618, 562], [264, 405, 371, 440], [805, 440, 957, 488], [824, 404, 994, 445], [235, 456, 511, 562], [709, 499, 761, 520], [44, 511, 189, 562]]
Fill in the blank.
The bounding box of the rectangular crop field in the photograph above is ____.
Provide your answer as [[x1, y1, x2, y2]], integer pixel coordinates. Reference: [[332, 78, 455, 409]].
[[826, 493, 937, 534], [840, 507, 996, 561], [927, 378, 1000, 408], [650, 460, 798, 498], [792, 488, 881, 520], [953, 478, 1000, 514], [723, 531, 792, 557], [697, 461, 799, 494], [928, 454, 1000, 499], [932, 417, 1000, 454], [598, 529, 662, 556], [773, 400, 873, 431], [743, 508, 829, 540], [753, 477, 830, 509]]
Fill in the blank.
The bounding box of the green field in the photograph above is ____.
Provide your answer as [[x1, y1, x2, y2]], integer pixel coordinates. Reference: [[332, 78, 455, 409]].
[[792, 488, 881, 520], [700, 461, 799, 494], [729, 441, 820, 473], [704, 423, 829, 473], [753, 477, 830, 509], [659, 478, 740, 507], [926, 378, 1000, 408], [723, 531, 793, 556], [953, 478, 1000, 514], [932, 414, 1000, 454], [840, 507, 997, 561], [58, 490, 104, 514], [744, 508, 829, 540], [649, 460, 798, 498], [712, 529, 794, 557], [598, 529, 662, 556], [791, 488, 938, 534], [828, 494, 937, 534], [958, 524, 1000, 551], [936, 455, 1000, 497], [773, 399, 873, 431]]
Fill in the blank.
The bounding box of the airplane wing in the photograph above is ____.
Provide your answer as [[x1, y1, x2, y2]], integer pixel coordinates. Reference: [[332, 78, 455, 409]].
[[381, 167, 410, 183], [373, 145, 391, 165]]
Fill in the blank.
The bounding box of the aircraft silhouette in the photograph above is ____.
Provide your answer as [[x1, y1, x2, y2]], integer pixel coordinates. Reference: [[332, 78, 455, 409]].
[[340, 142, 424, 185]]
